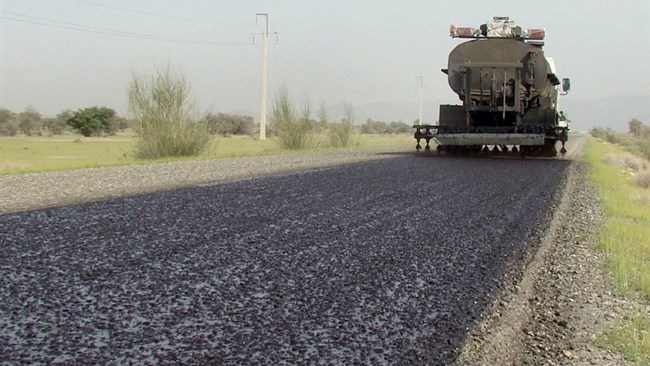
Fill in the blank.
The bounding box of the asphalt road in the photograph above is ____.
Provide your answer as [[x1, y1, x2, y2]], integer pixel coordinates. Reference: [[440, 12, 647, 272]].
[[0, 152, 573, 365]]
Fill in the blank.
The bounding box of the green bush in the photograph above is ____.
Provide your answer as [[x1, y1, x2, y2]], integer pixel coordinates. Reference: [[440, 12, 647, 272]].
[[205, 113, 255, 136], [128, 67, 212, 159], [270, 87, 315, 150], [360, 119, 411, 134], [67, 107, 117, 137]]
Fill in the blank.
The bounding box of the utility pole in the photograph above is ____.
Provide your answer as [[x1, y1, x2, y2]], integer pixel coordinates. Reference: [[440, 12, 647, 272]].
[[256, 13, 269, 140], [418, 77, 424, 125]]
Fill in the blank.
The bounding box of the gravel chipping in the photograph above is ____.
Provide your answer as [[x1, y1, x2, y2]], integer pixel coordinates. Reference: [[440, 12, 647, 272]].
[[455, 137, 649, 365], [0, 149, 401, 214], [0, 145, 589, 365]]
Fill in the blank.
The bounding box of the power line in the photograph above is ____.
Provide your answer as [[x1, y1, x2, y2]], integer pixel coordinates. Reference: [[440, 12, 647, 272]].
[[256, 13, 270, 140], [3, 8, 380, 103], [261, 26, 353, 87], [264, 30, 381, 99], [67, 0, 250, 27], [1, 11, 252, 46], [266, 48, 323, 83], [266, 45, 379, 99]]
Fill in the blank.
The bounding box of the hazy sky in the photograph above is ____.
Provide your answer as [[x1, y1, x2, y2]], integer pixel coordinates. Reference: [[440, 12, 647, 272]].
[[1, 0, 649, 121]]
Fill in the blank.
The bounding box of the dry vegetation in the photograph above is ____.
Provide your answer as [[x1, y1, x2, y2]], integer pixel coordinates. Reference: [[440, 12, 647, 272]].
[[602, 151, 650, 189]]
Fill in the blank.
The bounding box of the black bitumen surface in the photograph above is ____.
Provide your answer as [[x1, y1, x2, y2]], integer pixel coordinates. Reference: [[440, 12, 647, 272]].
[[0, 156, 571, 365]]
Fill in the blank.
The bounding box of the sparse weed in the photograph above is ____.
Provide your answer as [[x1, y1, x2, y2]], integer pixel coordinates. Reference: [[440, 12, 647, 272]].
[[586, 136, 650, 363], [270, 86, 316, 150], [598, 315, 650, 364]]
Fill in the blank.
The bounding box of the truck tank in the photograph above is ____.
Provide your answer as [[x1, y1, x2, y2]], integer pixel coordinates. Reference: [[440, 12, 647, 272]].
[[414, 17, 571, 157]]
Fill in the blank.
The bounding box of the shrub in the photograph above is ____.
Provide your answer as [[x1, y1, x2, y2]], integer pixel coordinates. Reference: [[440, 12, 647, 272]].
[[328, 122, 356, 147], [360, 119, 411, 134], [638, 140, 650, 161], [0, 108, 15, 124], [590, 127, 617, 142], [270, 87, 315, 149], [602, 151, 650, 189], [0, 123, 17, 136], [602, 153, 649, 173], [328, 102, 356, 148], [19, 119, 37, 136], [41, 118, 67, 135], [360, 120, 385, 134], [205, 113, 255, 136], [128, 66, 212, 159], [633, 171, 650, 189], [388, 121, 411, 134]]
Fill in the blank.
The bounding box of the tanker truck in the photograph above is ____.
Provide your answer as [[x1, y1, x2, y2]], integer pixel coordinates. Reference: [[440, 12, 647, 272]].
[[414, 17, 571, 157]]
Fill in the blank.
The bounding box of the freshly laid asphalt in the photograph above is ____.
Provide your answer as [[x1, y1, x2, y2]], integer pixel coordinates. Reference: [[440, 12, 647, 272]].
[[0, 154, 571, 365]]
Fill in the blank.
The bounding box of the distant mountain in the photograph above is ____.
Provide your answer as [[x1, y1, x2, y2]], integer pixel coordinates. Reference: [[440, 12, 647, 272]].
[[225, 95, 649, 133], [333, 102, 445, 124], [226, 109, 257, 116], [561, 95, 650, 132], [348, 96, 649, 132]]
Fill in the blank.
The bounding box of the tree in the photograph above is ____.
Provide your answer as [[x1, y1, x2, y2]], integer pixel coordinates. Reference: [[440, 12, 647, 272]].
[[360, 119, 383, 134], [18, 107, 42, 136], [39, 110, 72, 135], [205, 113, 255, 136], [0, 108, 17, 136], [67, 106, 117, 137], [112, 116, 131, 131], [359, 119, 410, 134], [628, 118, 644, 137], [388, 121, 410, 134], [57, 109, 74, 123], [0, 108, 15, 124]]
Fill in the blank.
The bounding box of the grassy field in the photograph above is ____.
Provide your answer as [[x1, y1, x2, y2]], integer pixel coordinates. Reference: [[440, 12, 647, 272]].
[[0, 134, 135, 174], [585, 137, 650, 362], [0, 132, 414, 175]]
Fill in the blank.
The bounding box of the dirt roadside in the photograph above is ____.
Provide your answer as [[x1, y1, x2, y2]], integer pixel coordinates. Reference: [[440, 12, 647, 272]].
[[455, 137, 649, 365]]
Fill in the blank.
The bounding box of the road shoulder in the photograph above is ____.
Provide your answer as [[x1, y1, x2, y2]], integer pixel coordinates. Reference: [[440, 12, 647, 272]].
[[455, 140, 642, 365]]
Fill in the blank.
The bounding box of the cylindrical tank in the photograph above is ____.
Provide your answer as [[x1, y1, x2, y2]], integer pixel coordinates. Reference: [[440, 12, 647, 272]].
[[447, 38, 552, 101]]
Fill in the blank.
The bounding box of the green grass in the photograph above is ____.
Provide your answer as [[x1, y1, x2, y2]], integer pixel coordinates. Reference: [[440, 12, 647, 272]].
[[0, 133, 136, 174], [0, 132, 414, 175], [586, 138, 650, 297], [597, 315, 650, 364], [586, 136, 650, 363]]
